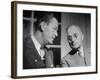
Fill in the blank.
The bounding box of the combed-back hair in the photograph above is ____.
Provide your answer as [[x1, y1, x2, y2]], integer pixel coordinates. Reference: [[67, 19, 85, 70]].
[[34, 11, 55, 32]]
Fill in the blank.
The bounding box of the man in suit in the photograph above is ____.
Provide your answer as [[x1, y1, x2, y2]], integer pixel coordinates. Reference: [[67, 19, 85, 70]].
[[23, 12, 58, 69], [61, 25, 91, 67]]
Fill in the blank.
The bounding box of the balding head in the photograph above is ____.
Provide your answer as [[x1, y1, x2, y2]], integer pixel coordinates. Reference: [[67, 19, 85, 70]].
[[66, 25, 84, 49]]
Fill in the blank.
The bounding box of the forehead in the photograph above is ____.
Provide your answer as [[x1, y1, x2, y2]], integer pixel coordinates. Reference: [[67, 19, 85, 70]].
[[50, 17, 58, 26], [67, 26, 81, 35]]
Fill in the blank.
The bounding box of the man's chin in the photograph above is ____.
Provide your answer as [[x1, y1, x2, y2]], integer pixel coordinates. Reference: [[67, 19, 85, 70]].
[[71, 45, 77, 49], [47, 41, 53, 44], [49, 42, 53, 44]]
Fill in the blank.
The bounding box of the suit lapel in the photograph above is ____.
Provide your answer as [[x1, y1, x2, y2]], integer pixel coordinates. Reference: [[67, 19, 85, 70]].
[[29, 38, 45, 67], [84, 48, 91, 66]]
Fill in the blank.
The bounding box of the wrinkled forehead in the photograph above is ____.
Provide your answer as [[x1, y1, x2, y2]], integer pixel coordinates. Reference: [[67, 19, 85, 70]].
[[50, 17, 58, 25], [67, 26, 82, 35], [49, 17, 58, 30]]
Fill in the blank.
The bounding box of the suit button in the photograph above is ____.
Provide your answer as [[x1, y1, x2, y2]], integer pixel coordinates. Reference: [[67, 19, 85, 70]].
[[35, 59, 37, 62], [51, 64, 53, 67]]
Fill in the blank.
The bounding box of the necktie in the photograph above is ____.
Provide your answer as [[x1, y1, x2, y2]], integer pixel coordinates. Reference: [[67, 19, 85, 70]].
[[40, 47, 45, 60]]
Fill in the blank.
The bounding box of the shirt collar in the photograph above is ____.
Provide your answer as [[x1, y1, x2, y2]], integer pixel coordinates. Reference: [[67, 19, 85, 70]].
[[31, 35, 41, 52]]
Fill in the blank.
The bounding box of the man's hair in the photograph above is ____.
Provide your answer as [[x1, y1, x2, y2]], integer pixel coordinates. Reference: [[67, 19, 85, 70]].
[[34, 11, 55, 32], [66, 25, 83, 35]]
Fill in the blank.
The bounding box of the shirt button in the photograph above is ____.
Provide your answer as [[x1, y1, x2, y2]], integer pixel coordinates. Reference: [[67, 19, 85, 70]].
[[35, 59, 37, 62]]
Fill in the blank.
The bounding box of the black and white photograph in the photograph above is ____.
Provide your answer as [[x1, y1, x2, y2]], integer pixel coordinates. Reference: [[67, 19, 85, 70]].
[[11, 1, 97, 78], [23, 11, 61, 69], [23, 10, 91, 69]]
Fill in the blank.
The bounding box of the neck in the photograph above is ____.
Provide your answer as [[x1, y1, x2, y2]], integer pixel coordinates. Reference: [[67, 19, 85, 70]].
[[34, 31, 45, 46], [72, 45, 83, 51]]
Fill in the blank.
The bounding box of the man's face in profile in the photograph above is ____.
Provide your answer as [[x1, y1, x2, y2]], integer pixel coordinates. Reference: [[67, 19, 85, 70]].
[[42, 17, 58, 44], [67, 25, 84, 49]]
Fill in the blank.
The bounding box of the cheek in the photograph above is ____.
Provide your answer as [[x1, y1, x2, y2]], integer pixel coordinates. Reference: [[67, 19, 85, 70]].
[[44, 30, 52, 40], [76, 37, 82, 45], [44, 27, 55, 41], [47, 29, 54, 37]]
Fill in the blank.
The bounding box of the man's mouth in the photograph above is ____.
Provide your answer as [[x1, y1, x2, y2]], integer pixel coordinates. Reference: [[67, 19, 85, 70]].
[[52, 36, 55, 40]]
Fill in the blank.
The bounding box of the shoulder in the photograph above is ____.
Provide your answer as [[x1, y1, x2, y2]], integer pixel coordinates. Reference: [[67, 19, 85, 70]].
[[23, 36, 37, 56], [23, 36, 35, 48], [61, 52, 71, 67], [84, 48, 91, 57], [61, 53, 71, 62], [24, 36, 32, 44]]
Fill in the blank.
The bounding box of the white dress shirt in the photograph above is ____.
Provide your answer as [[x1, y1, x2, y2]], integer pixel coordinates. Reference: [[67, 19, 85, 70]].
[[31, 36, 45, 60]]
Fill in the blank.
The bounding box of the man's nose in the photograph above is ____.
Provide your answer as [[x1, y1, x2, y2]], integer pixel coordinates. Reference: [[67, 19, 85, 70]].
[[71, 37, 76, 42]]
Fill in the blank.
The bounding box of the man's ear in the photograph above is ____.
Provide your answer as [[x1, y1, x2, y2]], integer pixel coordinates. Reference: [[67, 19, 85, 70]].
[[39, 22, 46, 32]]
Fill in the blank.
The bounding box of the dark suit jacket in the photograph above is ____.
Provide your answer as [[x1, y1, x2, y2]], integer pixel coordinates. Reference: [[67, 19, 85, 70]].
[[23, 36, 54, 69], [61, 48, 91, 67]]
